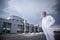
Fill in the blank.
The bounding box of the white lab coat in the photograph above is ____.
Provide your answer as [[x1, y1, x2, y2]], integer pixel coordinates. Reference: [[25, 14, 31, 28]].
[[42, 15, 55, 40]]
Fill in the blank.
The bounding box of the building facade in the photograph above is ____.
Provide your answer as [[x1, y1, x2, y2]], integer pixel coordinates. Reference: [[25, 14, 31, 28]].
[[0, 15, 43, 33]]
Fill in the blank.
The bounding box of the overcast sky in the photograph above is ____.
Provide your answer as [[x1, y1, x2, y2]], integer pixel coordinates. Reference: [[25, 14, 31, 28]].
[[0, 0, 60, 26]]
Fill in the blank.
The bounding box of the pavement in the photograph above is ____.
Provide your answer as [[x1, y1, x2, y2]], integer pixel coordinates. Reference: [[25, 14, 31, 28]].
[[0, 32, 60, 40], [0, 32, 46, 40]]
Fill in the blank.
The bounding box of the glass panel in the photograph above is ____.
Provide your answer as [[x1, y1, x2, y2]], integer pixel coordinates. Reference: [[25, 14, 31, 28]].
[[2, 22, 12, 33], [17, 24, 23, 33]]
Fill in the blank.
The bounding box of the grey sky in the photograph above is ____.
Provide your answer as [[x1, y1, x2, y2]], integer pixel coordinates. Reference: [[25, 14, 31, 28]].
[[0, 0, 60, 25]]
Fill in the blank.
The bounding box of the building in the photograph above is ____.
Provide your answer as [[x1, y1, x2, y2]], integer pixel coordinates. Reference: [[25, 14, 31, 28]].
[[0, 15, 42, 33]]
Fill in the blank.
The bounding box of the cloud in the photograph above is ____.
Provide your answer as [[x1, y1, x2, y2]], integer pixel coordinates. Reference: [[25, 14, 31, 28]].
[[0, 0, 9, 18], [0, 0, 60, 25]]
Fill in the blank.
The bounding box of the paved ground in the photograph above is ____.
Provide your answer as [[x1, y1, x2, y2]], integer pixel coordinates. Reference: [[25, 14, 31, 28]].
[[0, 32, 60, 40], [0, 32, 46, 40]]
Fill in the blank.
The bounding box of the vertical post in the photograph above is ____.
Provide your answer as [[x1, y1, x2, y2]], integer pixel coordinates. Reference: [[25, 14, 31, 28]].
[[38, 25, 39, 32], [34, 27, 35, 33], [24, 20, 27, 33], [29, 25, 31, 33]]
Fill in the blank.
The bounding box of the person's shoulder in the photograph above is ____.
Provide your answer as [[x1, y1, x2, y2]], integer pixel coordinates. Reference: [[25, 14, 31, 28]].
[[47, 15, 53, 18], [46, 15, 53, 19]]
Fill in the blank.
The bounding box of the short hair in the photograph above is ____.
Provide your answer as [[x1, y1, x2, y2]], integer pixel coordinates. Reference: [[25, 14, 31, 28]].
[[43, 11, 47, 14]]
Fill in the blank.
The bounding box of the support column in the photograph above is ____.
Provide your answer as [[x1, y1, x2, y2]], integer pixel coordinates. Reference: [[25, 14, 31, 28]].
[[29, 25, 31, 33], [34, 27, 36, 33], [38, 25, 39, 32], [38, 27, 40, 32], [24, 20, 27, 33]]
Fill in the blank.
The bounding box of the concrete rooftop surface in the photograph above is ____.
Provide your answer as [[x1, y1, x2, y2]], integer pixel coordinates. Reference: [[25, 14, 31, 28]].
[[0, 32, 60, 40]]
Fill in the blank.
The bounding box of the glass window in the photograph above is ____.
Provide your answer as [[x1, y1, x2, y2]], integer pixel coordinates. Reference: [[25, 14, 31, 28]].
[[2, 22, 12, 33], [17, 25, 22, 31], [17, 20, 19, 22], [14, 24, 15, 26], [20, 20, 22, 22], [13, 19, 15, 21]]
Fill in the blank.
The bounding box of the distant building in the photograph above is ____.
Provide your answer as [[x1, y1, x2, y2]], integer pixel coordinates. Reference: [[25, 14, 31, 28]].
[[0, 15, 24, 33], [0, 15, 42, 33]]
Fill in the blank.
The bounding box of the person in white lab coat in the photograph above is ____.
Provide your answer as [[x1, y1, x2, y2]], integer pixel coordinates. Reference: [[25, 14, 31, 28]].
[[42, 11, 55, 40]]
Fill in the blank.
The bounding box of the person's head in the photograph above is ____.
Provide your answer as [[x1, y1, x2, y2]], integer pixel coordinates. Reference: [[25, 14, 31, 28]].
[[42, 11, 47, 17]]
